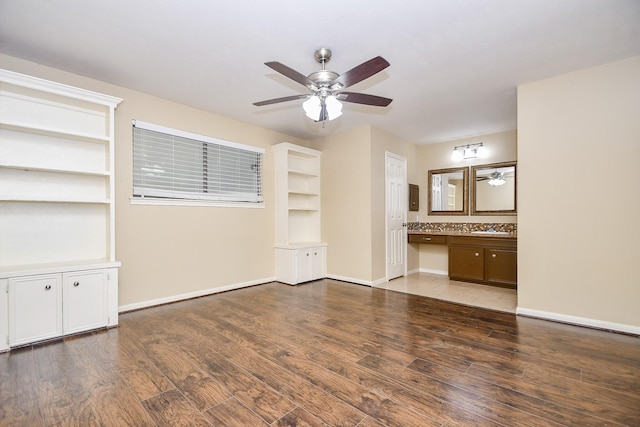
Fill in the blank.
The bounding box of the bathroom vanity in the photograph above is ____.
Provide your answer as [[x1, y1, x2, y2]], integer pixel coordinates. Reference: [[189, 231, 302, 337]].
[[409, 230, 517, 288]]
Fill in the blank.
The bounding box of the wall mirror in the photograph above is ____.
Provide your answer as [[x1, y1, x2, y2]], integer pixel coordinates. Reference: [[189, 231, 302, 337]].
[[428, 167, 469, 215], [471, 161, 517, 215]]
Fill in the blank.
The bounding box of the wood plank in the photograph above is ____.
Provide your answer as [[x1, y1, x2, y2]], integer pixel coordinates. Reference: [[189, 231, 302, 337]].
[[90, 379, 155, 426], [0, 348, 44, 427], [357, 354, 558, 427], [211, 338, 368, 426], [262, 346, 443, 427], [273, 406, 328, 427], [112, 333, 175, 401], [311, 350, 500, 426], [204, 397, 268, 426], [142, 389, 212, 427], [142, 340, 231, 411], [179, 342, 296, 424], [408, 357, 632, 427]]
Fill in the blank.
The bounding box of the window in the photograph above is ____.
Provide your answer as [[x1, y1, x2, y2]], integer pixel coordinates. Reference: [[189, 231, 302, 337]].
[[132, 120, 263, 205]]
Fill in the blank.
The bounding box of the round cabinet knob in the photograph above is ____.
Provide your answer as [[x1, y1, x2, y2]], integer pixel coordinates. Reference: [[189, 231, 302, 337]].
[[45, 285, 51, 290], [73, 281, 80, 287], [492, 254, 497, 258], [475, 252, 480, 257]]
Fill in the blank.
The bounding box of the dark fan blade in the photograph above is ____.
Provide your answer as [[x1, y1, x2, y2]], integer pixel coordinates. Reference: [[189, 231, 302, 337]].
[[337, 91, 392, 107], [253, 94, 308, 106], [265, 61, 317, 89], [330, 56, 390, 89]]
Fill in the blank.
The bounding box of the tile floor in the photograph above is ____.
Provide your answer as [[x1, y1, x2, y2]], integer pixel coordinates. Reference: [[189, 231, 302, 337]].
[[376, 272, 517, 313]]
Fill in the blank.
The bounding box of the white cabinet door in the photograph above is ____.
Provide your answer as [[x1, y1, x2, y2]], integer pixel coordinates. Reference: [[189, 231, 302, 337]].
[[63, 270, 108, 335], [8, 274, 62, 346], [295, 249, 312, 283], [310, 246, 326, 280]]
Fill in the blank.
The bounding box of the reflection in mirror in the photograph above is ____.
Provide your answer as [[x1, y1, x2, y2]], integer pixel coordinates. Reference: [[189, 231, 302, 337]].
[[428, 167, 469, 215], [471, 161, 517, 215]]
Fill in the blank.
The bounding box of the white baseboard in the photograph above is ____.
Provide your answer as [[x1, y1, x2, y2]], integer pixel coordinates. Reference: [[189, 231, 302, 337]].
[[118, 276, 276, 313], [516, 307, 640, 336]]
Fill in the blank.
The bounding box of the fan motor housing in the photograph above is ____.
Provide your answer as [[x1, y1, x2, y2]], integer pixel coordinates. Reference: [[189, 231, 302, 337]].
[[308, 70, 339, 85]]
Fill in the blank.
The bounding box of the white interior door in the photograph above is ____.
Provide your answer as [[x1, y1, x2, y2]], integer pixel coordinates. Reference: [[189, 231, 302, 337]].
[[385, 152, 407, 281]]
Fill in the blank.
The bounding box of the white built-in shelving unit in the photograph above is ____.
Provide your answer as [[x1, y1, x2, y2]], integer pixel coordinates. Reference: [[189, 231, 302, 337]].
[[273, 143, 326, 284], [0, 69, 122, 351]]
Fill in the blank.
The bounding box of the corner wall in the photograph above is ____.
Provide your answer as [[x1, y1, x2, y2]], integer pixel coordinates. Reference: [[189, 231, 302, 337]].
[[517, 56, 640, 332], [312, 126, 418, 285]]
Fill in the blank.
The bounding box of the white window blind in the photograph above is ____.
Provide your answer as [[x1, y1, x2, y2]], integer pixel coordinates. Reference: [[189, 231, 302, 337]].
[[133, 120, 263, 203]]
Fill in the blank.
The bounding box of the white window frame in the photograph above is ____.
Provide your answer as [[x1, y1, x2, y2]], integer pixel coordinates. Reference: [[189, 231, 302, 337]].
[[131, 120, 264, 208]]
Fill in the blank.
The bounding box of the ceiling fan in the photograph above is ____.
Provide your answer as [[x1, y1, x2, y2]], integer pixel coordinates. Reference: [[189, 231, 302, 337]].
[[477, 170, 514, 186], [253, 48, 392, 122]]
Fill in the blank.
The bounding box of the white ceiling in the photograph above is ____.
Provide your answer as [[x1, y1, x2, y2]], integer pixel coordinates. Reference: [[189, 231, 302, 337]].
[[1, 0, 639, 145]]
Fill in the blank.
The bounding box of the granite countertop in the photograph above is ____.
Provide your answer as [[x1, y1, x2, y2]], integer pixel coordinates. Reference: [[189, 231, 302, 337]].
[[409, 230, 517, 239]]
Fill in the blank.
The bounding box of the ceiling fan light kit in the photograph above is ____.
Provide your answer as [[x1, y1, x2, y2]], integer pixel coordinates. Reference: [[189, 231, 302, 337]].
[[487, 173, 507, 186], [254, 48, 392, 122]]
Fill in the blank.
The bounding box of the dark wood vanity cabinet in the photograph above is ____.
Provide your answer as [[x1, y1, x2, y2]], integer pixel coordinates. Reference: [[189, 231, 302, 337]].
[[485, 248, 517, 286], [449, 245, 485, 282], [448, 236, 517, 288], [408, 234, 447, 245]]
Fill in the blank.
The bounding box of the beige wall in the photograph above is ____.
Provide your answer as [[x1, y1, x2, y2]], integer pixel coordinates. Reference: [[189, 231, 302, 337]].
[[312, 126, 418, 284], [518, 55, 640, 331], [313, 127, 373, 283], [0, 54, 306, 309], [416, 130, 518, 273]]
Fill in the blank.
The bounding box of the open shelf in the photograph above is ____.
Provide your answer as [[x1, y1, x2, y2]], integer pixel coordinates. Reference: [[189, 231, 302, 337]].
[[0, 120, 110, 143], [1, 196, 110, 204], [0, 163, 109, 177]]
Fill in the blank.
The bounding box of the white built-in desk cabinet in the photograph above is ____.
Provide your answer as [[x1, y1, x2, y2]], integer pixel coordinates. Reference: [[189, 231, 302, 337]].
[[273, 143, 326, 285], [0, 69, 122, 351]]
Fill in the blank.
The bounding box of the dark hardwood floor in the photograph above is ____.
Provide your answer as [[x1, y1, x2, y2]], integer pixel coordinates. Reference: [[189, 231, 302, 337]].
[[1, 279, 639, 426]]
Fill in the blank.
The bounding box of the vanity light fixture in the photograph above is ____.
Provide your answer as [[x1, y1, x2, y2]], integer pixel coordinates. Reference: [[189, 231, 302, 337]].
[[451, 142, 486, 161]]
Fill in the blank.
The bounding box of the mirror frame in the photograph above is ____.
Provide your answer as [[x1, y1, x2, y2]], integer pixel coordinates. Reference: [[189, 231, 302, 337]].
[[427, 167, 469, 216], [471, 161, 517, 216]]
